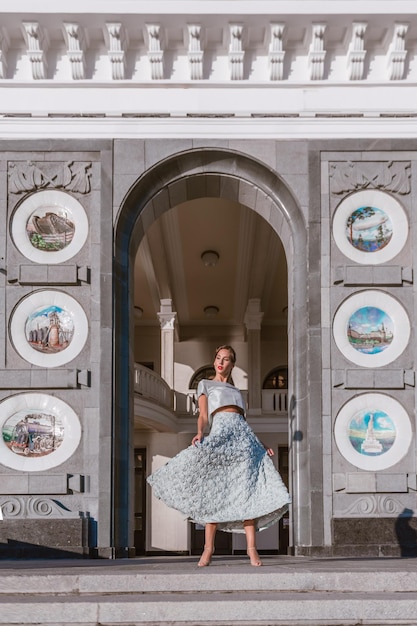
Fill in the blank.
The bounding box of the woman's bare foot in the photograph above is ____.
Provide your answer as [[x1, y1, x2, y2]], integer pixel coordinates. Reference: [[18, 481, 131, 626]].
[[198, 545, 214, 567], [247, 546, 262, 567]]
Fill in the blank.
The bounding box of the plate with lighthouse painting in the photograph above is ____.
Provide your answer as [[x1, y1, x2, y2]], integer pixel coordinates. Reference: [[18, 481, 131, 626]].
[[333, 290, 410, 367], [334, 394, 412, 470], [11, 190, 88, 264], [332, 190, 408, 264], [10, 290, 88, 367]]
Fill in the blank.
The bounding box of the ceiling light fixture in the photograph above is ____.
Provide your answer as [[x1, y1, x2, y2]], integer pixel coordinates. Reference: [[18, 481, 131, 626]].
[[201, 250, 219, 267], [204, 305, 219, 317]]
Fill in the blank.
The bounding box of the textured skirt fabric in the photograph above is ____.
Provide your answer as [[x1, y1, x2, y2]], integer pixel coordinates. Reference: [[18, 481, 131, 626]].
[[147, 411, 291, 533]]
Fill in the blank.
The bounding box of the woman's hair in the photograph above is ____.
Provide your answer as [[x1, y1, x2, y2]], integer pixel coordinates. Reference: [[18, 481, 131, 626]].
[[214, 345, 236, 364]]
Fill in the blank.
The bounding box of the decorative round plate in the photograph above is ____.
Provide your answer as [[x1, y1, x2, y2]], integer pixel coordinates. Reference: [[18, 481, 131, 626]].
[[11, 189, 88, 263], [10, 290, 88, 367], [334, 394, 412, 471], [332, 190, 408, 264], [333, 290, 410, 367], [0, 393, 81, 472]]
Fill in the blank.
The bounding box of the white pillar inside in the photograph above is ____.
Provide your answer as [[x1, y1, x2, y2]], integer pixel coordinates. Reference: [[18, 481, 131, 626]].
[[157, 298, 177, 389], [244, 298, 264, 414]]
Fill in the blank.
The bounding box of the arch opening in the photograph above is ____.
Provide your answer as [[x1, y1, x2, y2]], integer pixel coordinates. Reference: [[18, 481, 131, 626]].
[[114, 148, 309, 555]]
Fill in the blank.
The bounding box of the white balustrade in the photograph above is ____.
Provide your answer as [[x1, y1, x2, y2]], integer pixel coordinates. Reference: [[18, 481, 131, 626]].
[[261, 389, 288, 414], [134, 363, 173, 409]]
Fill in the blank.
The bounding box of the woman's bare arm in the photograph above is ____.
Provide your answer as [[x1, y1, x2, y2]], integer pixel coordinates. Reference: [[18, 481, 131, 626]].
[[192, 393, 209, 446]]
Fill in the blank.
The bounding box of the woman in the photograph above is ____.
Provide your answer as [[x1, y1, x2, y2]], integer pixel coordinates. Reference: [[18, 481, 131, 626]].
[[147, 345, 291, 567]]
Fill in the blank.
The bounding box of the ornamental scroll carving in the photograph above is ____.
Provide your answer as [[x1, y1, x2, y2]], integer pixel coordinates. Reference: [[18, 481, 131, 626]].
[[0, 497, 74, 518], [8, 161, 92, 195], [330, 161, 411, 196], [339, 495, 403, 517]]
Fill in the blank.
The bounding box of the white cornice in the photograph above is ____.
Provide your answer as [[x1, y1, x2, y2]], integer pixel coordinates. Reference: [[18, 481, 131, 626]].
[[1, 116, 417, 139], [0, 84, 415, 119], [1, 6, 417, 135], [5, 1, 417, 15]]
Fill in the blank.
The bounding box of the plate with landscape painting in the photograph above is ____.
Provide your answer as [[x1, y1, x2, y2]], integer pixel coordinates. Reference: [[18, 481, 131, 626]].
[[332, 190, 408, 264], [0, 393, 81, 472], [10, 290, 88, 367], [334, 394, 412, 471], [11, 190, 88, 263], [333, 290, 410, 367]]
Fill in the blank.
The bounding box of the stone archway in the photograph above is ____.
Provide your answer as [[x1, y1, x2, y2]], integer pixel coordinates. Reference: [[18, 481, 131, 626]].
[[114, 148, 313, 555]]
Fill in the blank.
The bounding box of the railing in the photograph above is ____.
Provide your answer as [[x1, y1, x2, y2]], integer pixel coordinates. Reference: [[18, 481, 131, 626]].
[[261, 389, 288, 414], [133, 363, 288, 416], [134, 363, 173, 410]]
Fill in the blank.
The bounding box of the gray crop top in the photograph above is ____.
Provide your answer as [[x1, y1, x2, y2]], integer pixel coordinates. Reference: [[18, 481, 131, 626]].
[[197, 379, 245, 425]]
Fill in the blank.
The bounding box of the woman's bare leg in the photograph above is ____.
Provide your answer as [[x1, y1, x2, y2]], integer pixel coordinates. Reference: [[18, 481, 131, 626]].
[[198, 522, 217, 567], [243, 519, 262, 566]]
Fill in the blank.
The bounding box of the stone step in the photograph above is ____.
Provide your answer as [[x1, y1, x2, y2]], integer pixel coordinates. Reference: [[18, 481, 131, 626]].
[[1, 556, 417, 626], [0, 591, 417, 625], [2, 570, 417, 594], [1, 563, 417, 595]]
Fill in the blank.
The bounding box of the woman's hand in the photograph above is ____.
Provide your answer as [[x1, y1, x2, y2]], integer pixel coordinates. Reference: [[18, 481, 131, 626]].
[[192, 433, 204, 446], [261, 442, 274, 457]]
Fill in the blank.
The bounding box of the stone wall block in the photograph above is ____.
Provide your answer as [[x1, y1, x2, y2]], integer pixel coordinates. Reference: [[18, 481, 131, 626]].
[[114, 140, 145, 175], [344, 266, 374, 285], [376, 474, 408, 493], [47, 265, 78, 284], [0, 370, 31, 388], [345, 369, 374, 388], [0, 475, 29, 494], [374, 369, 404, 389], [373, 266, 403, 285], [347, 473, 376, 492], [28, 474, 68, 494]]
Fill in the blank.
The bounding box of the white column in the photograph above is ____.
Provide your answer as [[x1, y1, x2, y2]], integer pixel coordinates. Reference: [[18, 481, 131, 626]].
[[244, 299, 264, 414], [157, 299, 176, 389]]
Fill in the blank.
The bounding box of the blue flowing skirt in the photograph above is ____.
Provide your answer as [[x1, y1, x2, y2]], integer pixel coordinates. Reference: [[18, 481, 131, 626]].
[[147, 411, 291, 533]]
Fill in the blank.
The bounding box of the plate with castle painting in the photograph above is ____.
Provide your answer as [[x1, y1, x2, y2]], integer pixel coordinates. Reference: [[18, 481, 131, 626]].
[[10, 290, 88, 367], [334, 394, 412, 471], [11, 189, 88, 264], [0, 393, 81, 472], [333, 290, 410, 367], [332, 190, 408, 264]]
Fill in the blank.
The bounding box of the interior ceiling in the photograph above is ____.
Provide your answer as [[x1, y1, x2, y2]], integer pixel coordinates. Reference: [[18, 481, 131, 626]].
[[134, 197, 288, 332]]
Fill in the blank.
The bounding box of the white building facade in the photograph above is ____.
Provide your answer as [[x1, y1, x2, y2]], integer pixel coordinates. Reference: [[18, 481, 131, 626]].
[[1, 0, 417, 558]]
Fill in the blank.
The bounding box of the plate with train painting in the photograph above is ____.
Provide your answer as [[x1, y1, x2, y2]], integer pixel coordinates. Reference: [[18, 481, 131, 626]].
[[0, 393, 81, 472]]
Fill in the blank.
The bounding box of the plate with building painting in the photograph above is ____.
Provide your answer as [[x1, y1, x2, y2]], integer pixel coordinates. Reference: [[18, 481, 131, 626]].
[[0, 393, 81, 472], [11, 189, 88, 263], [333, 290, 410, 367], [334, 394, 412, 471], [10, 290, 88, 367], [332, 190, 408, 264]]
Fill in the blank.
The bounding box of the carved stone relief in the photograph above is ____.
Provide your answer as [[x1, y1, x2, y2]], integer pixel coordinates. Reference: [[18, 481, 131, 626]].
[[0, 496, 74, 518], [337, 494, 405, 517], [330, 161, 411, 195], [8, 161, 92, 195]]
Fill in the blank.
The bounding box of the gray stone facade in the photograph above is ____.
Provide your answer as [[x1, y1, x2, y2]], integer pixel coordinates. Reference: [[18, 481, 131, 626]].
[[0, 138, 415, 557]]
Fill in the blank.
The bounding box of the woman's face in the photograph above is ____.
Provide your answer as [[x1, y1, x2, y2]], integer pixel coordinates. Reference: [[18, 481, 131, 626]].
[[214, 349, 234, 378]]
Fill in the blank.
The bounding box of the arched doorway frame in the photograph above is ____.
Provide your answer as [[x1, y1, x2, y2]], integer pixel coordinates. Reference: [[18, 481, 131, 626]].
[[114, 147, 312, 555]]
